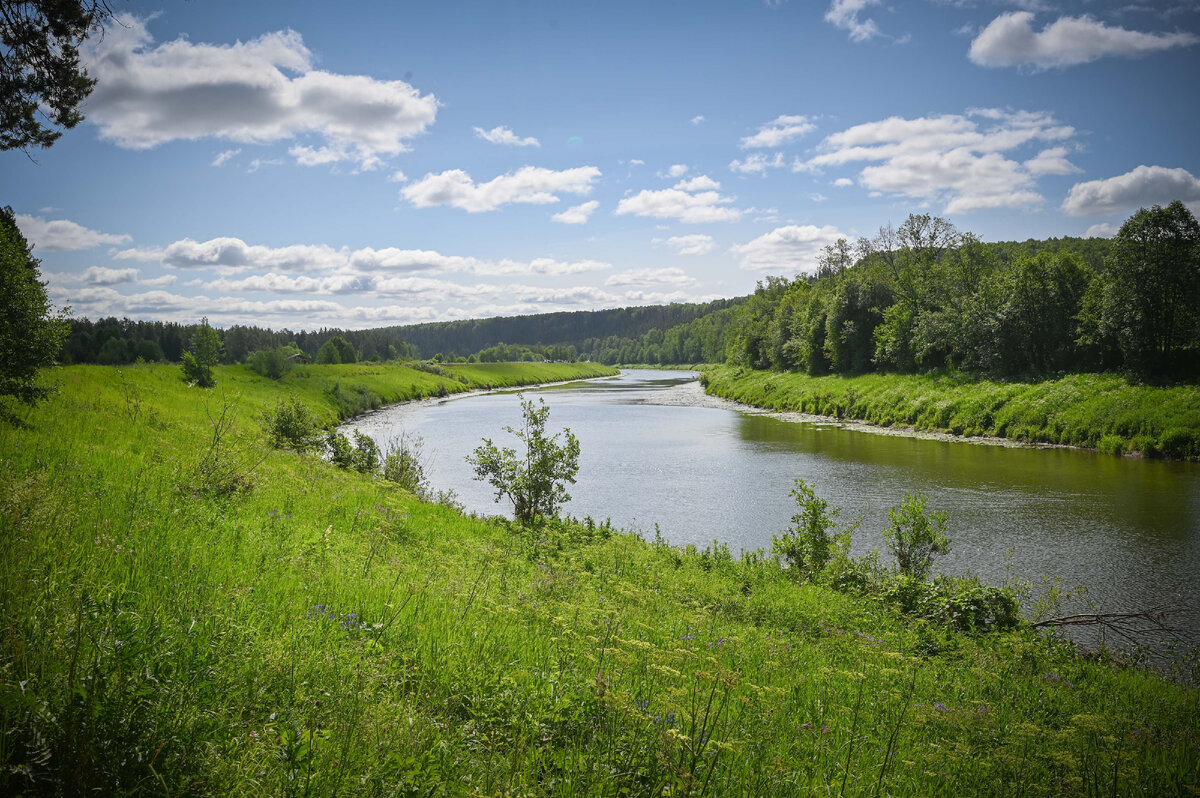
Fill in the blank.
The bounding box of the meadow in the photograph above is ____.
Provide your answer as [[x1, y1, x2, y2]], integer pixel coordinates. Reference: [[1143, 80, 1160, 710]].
[[0, 362, 1196, 795], [702, 366, 1200, 460]]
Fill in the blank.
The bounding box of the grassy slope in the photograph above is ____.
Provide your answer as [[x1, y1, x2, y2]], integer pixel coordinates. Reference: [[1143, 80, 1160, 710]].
[[703, 366, 1200, 460], [1, 363, 1196, 796]]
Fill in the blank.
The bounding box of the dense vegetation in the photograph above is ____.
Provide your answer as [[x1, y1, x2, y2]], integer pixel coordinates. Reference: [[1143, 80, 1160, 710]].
[[722, 205, 1199, 382], [2, 362, 1197, 795], [703, 366, 1200, 459]]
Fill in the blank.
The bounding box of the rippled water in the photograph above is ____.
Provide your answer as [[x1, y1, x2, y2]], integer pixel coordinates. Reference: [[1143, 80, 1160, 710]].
[[346, 369, 1200, 632]]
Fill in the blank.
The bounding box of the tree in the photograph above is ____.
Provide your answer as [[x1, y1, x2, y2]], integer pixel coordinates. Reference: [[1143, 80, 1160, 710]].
[[882, 492, 950, 580], [0, 205, 69, 417], [1, 1, 113, 151], [181, 318, 221, 388], [771, 479, 855, 577], [467, 396, 581, 524], [1102, 201, 1200, 377]]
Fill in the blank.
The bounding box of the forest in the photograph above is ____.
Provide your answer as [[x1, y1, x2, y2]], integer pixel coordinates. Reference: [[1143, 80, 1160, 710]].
[[55, 203, 1198, 381]]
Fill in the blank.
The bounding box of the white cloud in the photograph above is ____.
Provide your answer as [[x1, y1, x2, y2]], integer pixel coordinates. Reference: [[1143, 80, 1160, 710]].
[[605, 267, 696, 288], [666, 164, 689, 178], [1062, 165, 1200, 216], [551, 200, 600, 224], [388, 170, 408, 183], [474, 125, 540, 147], [139, 274, 177, 287], [833, 177, 855, 187], [729, 152, 786, 175], [212, 148, 240, 166], [969, 12, 1198, 69], [674, 175, 722, 192], [731, 224, 847, 273], [806, 109, 1075, 213], [83, 16, 438, 169], [115, 237, 346, 273], [825, 0, 883, 42], [1023, 146, 1080, 175], [82, 266, 139, 285], [741, 115, 816, 149], [691, 115, 705, 125], [401, 165, 601, 212], [1084, 223, 1117, 238], [348, 247, 610, 277], [616, 181, 743, 223], [810, 193, 829, 202], [15, 215, 132, 251], [664, 234, 716, 256]]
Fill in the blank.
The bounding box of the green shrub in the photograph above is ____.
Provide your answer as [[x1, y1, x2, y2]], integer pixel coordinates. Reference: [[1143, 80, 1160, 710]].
[[261, 397, 322, 452], [381, 433, 429, 496], [1098, 435, 1125, 456], [1158, 427, 1197, 459], [247, 347, 292, 380], [326, 429, 381, 474], [771, 479, 854, 578], [882, 492, 949, 580]]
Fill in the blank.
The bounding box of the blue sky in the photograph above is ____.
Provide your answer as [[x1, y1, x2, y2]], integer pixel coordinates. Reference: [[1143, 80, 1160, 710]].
[[4, 0, 1200, 330]]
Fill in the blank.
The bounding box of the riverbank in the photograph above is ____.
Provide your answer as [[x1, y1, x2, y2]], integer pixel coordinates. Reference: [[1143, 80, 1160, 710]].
[[1, 363, 1197, 795], [701, 365, 1200, 460]]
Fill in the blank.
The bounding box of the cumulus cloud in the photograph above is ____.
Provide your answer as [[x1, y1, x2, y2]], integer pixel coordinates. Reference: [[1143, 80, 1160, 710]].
[[15, 215, 132, 251], [474, 125, 540, 147], [82, 266, 139, 285], [115, 237, 346, 273], [348, 247, 610, 277], [83, 16, 438, 169], [615, 180, 743, 223], [833, 177, 855, 187], [805, 108, 1075, 213], [663, 234, 715, 255], [740, 115, 816, 149], [825, 0, 883, 42], [729, 152, 786, 175], [1062, 165, 1200, 216], [969, 12, 1198, 69], [1084, 222, 1117, 238], [674, 175, 722, 192], [665, 164, 689, 178], [401, 165, 601, 212], [212, 148, 240, 166], [551, 200, 600, 224], [730, 224, 848, 273], [691, 115, 705, 125], [1023, 146, 1080, 175], [605, 267, 696, 288]]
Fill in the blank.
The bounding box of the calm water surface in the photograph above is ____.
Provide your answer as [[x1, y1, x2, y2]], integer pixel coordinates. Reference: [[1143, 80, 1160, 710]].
[[347, 369, 1200, 627]]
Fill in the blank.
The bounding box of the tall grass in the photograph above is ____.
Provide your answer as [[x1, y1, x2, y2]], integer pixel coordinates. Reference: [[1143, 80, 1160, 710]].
[[0, 362, 1196, 795], [702, 365, 1200, 460]]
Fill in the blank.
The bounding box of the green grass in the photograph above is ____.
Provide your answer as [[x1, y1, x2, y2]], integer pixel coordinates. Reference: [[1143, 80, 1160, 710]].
[[1, 362, 1197, 795], [702, 366, 1200, 460]]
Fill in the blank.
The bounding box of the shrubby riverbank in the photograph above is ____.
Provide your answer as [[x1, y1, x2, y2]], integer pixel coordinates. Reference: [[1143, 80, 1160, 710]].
[[1, 362, 1197, 795], [702, 365, 1200, 460]]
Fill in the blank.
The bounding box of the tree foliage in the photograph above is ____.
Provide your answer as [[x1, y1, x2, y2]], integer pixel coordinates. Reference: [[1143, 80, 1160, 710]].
[[0, 205, 69, 417], [771, 479, 855, 577], [468, 396, 581, 525], [0, 0, 112, 151], [181, 318, 221, 388], [882, 492, 950, 580]]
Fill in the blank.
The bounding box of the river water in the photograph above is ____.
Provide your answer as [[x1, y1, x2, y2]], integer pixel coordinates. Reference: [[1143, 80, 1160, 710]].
[[346, 369, 1200, 633]]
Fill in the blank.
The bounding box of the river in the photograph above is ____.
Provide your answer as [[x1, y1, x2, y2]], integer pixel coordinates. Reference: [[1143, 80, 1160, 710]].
[[346, 368, 1200, 636]]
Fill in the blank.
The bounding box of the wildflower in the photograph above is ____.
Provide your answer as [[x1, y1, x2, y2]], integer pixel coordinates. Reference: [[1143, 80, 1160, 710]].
[[933, 702, 951, 712], [821, 725, 830, 734]]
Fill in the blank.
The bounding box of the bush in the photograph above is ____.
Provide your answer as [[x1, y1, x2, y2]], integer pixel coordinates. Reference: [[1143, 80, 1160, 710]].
[[1158, 427, 1197, 460], [882, 492, 950, 579], [381, 433, 429, 496], [771, 479, 855, 578], [247, 347, 291, 380], [880, 574, 1019, 632], [327, 429, 381, 474], [181, 319, 220, 388], [261, 397, 322, 452]]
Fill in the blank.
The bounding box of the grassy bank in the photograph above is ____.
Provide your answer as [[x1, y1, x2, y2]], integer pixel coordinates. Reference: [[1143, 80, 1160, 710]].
[[1, 363, 1197, 795], [702, 365, 1200, 460]]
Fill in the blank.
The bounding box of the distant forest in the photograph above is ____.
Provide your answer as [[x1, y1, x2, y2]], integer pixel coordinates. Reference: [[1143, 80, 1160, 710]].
[[59, 203, 1198, 380]]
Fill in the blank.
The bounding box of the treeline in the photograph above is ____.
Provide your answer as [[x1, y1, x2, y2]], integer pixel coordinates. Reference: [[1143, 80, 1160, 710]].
[[60, 318, 418, 365], [379, 299, 741, 364], [724, 202, 1200, 381]]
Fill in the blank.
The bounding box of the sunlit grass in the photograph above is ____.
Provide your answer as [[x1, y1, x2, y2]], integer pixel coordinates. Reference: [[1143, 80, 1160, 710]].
[[0, 362, 1196, 795], [703, 366, 1200, 460]]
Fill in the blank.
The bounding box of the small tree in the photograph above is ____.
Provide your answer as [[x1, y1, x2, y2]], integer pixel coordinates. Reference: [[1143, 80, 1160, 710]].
[[467, 396, 580, 524], [882, 492, 950, 580], [771, 479, 855, 577], [182, 318, 221, 388], [0, 207, 70, 419]]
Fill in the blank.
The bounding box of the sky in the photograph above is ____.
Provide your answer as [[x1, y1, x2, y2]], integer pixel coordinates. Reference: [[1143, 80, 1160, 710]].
[[3, 0, 1200, 331]]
